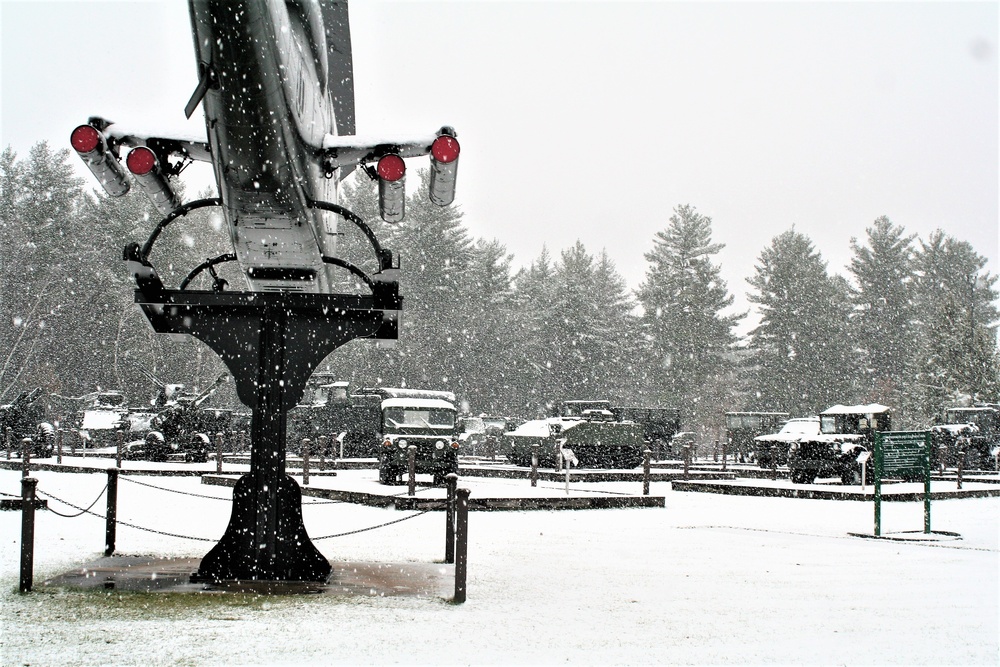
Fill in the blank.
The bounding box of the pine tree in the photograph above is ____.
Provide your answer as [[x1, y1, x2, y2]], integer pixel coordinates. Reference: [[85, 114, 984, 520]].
[[913, 230, 1000, 414], [848, 216, 917, 415], [636, 204, 743, 430], [745, 229, 858, 416]]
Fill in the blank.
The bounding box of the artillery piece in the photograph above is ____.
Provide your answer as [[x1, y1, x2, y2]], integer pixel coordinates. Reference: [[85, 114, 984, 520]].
[[126, 372, 231, 462]]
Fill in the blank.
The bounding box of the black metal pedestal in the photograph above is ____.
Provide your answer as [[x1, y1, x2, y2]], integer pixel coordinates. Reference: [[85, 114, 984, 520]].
[[134, 287, 399, 581]]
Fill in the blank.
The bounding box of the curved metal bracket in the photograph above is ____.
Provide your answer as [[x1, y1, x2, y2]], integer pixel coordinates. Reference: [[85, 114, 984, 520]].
[[180, 252, 237, 291], [306, 199, 393, 271], [140, 197, 223, 261]]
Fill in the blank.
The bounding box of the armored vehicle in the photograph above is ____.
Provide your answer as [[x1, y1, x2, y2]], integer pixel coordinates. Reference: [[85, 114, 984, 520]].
[[725, 412, 789, 464], [931, 405, 1000, 470], [505, 401, 646, 469], [787, 404, 891, 484], [752, 417, 820, 468]]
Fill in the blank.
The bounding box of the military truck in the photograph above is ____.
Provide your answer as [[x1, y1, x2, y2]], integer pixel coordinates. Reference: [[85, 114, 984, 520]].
[[370, 388, 459, 485], [724, 412, 789, 464], [612, 405, 682, 458], [286, 377, 382, 458], [752, 417, 820, 468], [505, 401, 647, 469], [931, 404, 1000, 470], [457, 415, 511, 458], [787, 404, 891, 484]]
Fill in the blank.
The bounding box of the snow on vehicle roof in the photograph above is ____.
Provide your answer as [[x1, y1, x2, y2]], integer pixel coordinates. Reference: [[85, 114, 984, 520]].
[[506, 417, 584, 438], [820, 404, 890, 415], [81, 410, 125, 430], [381, 398, 455, 410]]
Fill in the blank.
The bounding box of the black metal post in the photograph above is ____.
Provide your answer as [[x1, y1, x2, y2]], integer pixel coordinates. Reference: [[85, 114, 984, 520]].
[[453, 487, 470, 604], [957, 449, 965, 490], [407, 445, 417, 496], [21, 438, 31, 477], [683, 444, 691, 480], [216, 432, 224, 473], [56, 428, 63, 464], [302, 438, 311, 486], [642, 448, 651, 496], [20, 476, 37, 593], [5, 426, 11, 460], [317, 435, 328, 471], [721, 437, 728, 471], [116, 430, 124, 468], [445, 472, 458, 564], [105, 468, 119, 556], [770, 444, 778, 480], [530, 444, 539, 487]]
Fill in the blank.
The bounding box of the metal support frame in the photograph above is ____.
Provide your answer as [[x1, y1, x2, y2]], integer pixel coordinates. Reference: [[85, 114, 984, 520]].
[[133, 286, 400, 582]]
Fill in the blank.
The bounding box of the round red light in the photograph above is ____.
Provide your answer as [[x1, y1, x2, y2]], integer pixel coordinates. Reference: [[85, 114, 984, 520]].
[[71, 125, 101, 154], [126, 147, 157, 176], [377, 154, 406, 182], [431, 136, 460, 164]]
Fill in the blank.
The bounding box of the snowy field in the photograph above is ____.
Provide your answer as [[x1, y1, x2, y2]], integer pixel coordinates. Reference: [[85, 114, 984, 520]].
[[1, 465, 998, 666]]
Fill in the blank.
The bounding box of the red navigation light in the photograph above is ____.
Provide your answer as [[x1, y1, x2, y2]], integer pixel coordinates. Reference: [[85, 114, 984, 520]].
[[377, 154, 406, 223], [71, 125, 101, 154], [377, 154, 406, 182], [126, 146, 157, 176], [431, 135, 460, 164], [428, 131, 459, 207]]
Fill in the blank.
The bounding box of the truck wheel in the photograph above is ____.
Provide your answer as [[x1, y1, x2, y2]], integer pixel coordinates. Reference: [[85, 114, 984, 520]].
[[378, 465, 397, 485], [790, 470, 813, 484], [841, 467, 861, 485]]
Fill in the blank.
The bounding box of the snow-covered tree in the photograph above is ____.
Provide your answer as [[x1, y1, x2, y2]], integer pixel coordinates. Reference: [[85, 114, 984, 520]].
[[913, 230, 1000, 415], [636, 204, 743, 427], [744, 229, 859, 416], [848, 216, 917, 416]]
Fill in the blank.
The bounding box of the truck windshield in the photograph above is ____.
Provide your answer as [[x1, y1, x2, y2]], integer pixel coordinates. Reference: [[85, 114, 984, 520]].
[[946, 410, 990, 429], [384, 407, 455, 430]]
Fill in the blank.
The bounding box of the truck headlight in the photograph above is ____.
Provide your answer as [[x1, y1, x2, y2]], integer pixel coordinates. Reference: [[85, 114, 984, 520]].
[[398, 439, 408, 449], [435, 440, 445, 450]]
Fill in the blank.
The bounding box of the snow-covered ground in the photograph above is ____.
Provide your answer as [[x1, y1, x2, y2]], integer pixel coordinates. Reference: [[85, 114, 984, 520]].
[[1, 464, 997, 666]]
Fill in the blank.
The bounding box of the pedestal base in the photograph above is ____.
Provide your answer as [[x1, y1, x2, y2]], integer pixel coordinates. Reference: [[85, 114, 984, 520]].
[[195, 474, 331, 582]]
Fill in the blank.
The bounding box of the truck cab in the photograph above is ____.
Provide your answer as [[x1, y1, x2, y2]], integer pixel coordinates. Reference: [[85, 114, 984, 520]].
[[788, 404, 891, 484], [372, 388, 459, 485]]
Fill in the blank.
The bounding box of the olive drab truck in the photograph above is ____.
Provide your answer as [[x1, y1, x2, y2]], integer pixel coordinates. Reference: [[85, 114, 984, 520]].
[[931, 404, 1000, 471], [787, 404, 892, 484], [724, 412, 789, 464]]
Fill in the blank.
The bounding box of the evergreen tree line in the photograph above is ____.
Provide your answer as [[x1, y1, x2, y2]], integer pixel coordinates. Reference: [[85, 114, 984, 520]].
[[2, 142, 998, 438]]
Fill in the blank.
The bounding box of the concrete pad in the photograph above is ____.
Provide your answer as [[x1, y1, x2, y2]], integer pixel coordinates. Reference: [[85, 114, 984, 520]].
[[42, 555, 455, 598]]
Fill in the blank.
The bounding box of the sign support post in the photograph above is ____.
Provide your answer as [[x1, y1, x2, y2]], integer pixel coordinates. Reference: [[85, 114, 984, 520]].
[[873, 431, 932, 538]]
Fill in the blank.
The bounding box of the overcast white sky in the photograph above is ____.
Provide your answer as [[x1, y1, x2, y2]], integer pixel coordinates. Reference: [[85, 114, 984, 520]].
[[1, 1, 997, 331]]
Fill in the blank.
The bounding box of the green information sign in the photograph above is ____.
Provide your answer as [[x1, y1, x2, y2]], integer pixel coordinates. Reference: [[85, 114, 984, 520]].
[[873, 431, 932, 536]]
